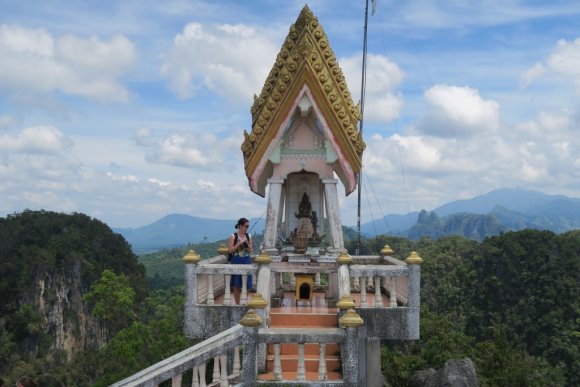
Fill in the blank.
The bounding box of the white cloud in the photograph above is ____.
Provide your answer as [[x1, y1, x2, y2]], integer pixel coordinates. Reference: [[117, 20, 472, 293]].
[[341, 53, 405, 122], [107, 172, 140, 183], [522, 37, 580, 92], [161, 22, 278, 103], [0, 24, 135, 102], [137, 128, 243, 170], [520, 63, 545, 87], [360, 101, 579, 214], [0, 125, 72, 154], [415, 84, 500, 137], [148, 177, 171, 187]]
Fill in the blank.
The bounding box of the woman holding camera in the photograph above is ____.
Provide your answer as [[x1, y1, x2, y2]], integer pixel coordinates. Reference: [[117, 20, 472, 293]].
[[228, 217, 253, 304]]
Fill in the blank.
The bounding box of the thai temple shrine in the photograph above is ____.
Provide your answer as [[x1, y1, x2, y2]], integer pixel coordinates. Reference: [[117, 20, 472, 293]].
[[115, 5, 422, 387]]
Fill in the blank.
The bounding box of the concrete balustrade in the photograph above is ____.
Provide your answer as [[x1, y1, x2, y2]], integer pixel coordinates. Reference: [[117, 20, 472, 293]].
[[256, 327, 348, 385], [348, 265, 410, 308], [111, 324, 244, 386]]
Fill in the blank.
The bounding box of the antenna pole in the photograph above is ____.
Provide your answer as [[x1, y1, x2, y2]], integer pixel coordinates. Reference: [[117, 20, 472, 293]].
[[356, 0, 369, 256]]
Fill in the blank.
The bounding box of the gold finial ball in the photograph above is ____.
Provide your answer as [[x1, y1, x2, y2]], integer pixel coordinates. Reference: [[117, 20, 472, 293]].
[[336, 251, 353, 265], [248, 293, 268, 309], [240, 309, 263, 327], [339, 308, 364, 327], [405, 251, 424, 265], [254, 250, 272, 265], [183, 249, 201, 264], [336, 295, 356, 310], [217, 244, 229, 256], [380, 244, 394, 256]]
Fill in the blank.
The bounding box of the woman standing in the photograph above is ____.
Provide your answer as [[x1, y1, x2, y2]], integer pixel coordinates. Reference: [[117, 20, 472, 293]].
[[228, 217, 253, 304]]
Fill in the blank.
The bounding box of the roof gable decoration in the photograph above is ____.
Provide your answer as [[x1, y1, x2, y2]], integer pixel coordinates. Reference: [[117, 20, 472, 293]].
[[242, 5, 365, 179]]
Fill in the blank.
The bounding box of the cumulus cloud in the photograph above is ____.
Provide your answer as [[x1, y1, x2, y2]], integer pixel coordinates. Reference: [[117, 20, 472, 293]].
[[0, 125, 73, 154], [136, 127, 243, 170], [341, 53, 405, 122], [414, 84, 500, 137], [161, 22, 278, 103], [360, 100, 579, 213], [0, 24, 135, 102], [522, 37, 580, 92]]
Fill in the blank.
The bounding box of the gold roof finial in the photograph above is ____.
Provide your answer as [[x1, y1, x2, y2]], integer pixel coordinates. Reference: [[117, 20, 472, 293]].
[[339, 308, 364, 327], [240, 309, 263, 327], [405, 251, 424, 265], [380, 244, 394, 256], [248, 293, 268, 309], [217, 244, 229, 256], [336, 295, 356, 310], [183, 249, 201, 264], [254, 250, 272, 264], [336, 251, 353, 265]]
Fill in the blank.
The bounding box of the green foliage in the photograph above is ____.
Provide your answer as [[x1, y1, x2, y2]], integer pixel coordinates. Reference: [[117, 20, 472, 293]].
[[83, 269, 138, 332], [372, 230, 578, 386], [140, 233, 264, 290], [0, 210, 147, 383], [93, 286, 192, 386]]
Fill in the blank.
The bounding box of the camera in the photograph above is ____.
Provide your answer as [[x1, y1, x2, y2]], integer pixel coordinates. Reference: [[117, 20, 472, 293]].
[[242, 241, 249, 249]]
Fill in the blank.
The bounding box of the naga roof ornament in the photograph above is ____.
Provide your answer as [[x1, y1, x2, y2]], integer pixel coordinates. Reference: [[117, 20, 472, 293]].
[[242, 5, 365, 179]]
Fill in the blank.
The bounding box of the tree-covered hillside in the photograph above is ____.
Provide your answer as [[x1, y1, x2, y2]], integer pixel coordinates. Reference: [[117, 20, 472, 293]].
[[0, 211, 151, 385], [344, 231, 579, 386], [1, 211, 577, 386]]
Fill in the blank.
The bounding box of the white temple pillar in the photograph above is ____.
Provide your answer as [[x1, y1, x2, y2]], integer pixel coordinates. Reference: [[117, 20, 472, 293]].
[[263, 178, 284, 254], [322, 178, 344, 252]]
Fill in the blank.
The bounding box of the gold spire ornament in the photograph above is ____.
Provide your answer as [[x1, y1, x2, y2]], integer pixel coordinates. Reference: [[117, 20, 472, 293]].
[[248, 293, 268, 309], [380, 244, 394, 256], [183, 249, 201, 264], [336, 251, 353, 265], [336, 295, 356, 310], [339, 308, 364, 327], [405, 251, 424, 265], [254, 250, 272, 264], [240, 309, 263, 327], [217, 244, 229, 257]]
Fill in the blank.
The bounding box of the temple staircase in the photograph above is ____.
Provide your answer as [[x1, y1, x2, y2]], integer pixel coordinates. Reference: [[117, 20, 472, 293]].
[[259, 292, 342, 381]]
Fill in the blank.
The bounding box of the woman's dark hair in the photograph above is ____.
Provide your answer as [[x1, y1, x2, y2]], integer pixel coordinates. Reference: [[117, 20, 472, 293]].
[[235, 217, 249, 229]]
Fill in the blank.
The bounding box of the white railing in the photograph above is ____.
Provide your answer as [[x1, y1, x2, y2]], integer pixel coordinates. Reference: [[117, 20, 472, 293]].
[[349, 264, 409, 308], [195, 264, 259, 306], [258, 327, 345, 383], [112, 324, 243, 387]]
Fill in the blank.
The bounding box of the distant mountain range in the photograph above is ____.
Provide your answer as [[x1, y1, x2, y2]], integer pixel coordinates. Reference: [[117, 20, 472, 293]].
[[113, 215, 266, 254], [114, 188, 580, 252], [364, 188, 580, 241]]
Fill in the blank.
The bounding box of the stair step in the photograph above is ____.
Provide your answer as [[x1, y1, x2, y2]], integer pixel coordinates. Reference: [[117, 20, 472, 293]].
[[267, 342, 340, 355], [258, 371, 342, 381], [266, 355, 341, 373], [270, 312, 338, 327]]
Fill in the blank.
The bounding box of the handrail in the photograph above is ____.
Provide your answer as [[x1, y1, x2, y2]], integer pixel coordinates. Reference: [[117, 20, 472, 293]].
[[349, 264, 409, 277], [258, 327, 345, 344], [112, 324, 243, 386], [195, 263, 259, 275]]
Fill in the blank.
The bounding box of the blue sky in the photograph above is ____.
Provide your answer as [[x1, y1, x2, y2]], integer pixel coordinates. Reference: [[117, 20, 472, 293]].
[[1, 0, 579, 228]]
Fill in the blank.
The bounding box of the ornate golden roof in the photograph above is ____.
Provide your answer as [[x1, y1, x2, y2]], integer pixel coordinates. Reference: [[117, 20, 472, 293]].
[[242, 5, 365, 178]]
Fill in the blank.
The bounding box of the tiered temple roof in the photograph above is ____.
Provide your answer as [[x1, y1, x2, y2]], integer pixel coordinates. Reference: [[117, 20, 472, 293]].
[[242, 5, 365, 195]]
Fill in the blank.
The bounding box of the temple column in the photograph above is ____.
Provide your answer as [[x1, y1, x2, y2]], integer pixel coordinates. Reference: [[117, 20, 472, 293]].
[[263, 178, 284, 255], [322, 178, 344, 253]]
